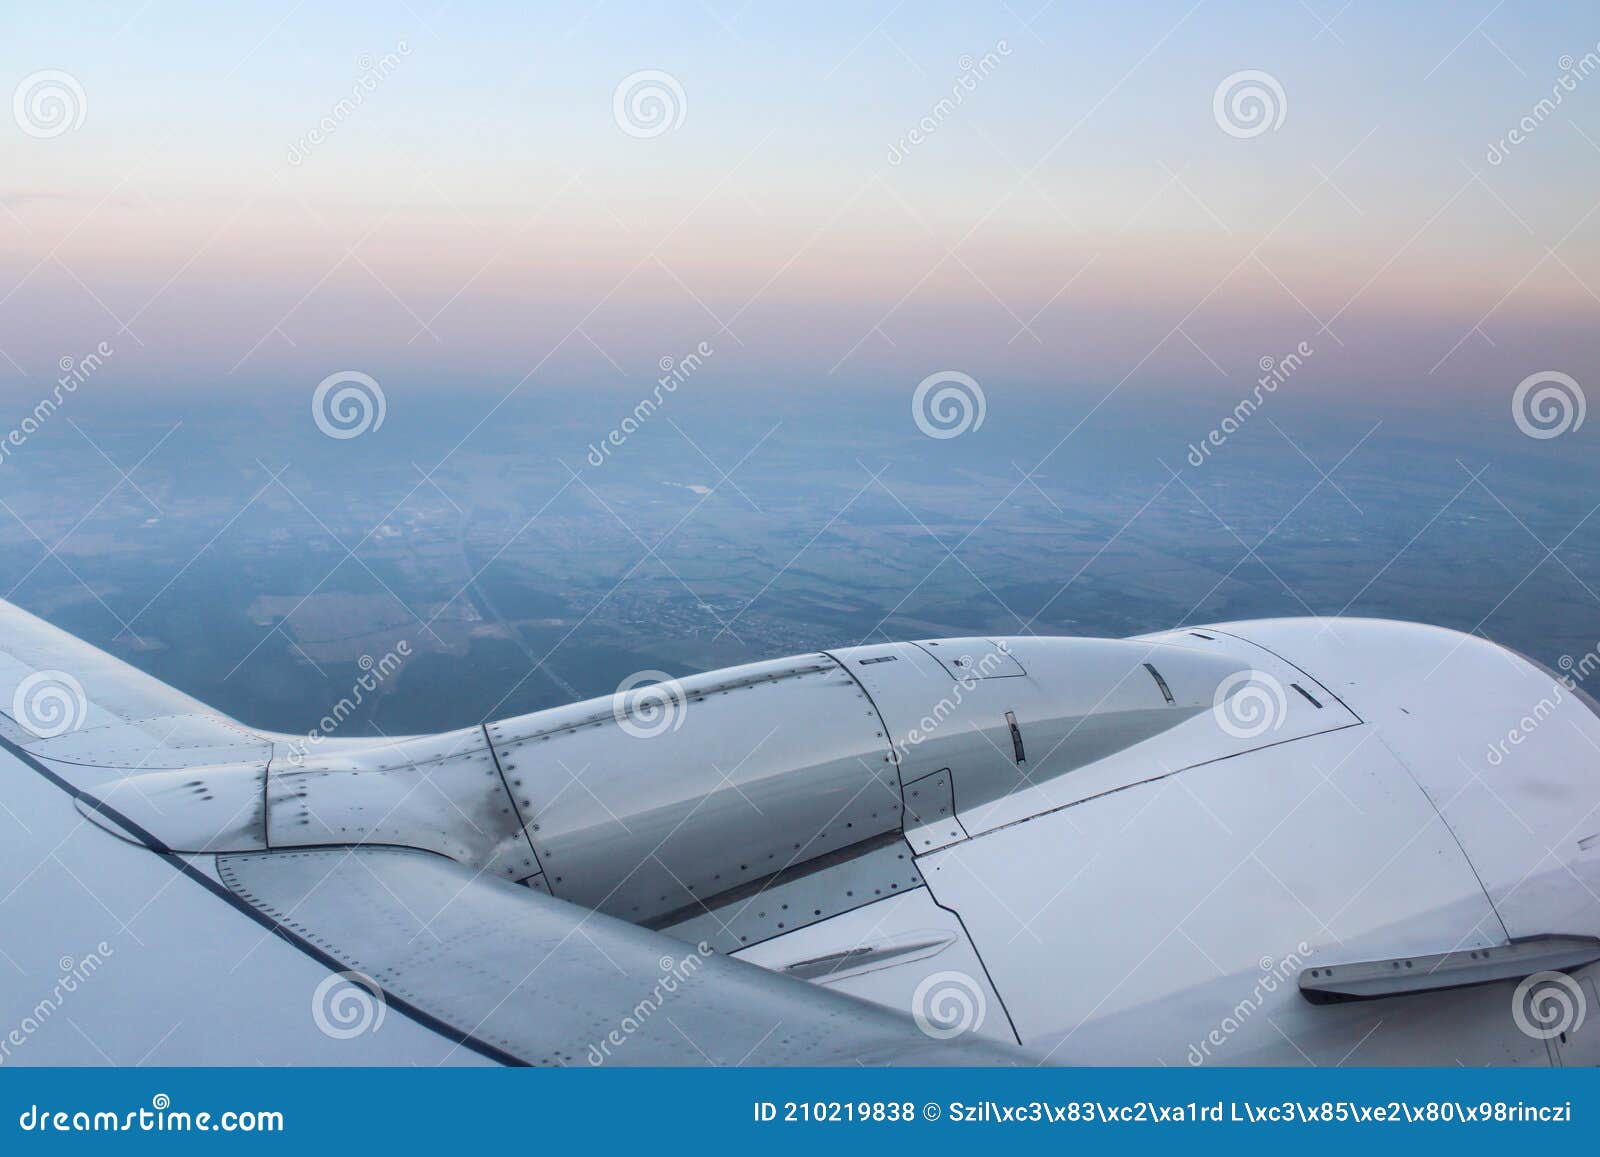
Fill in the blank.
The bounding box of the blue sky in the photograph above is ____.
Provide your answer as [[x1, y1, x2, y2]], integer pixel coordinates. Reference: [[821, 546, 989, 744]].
[[3, 2, 1598, 404]]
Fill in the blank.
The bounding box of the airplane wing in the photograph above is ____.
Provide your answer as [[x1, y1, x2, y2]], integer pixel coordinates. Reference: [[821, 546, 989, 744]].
[[214, 844, 1021, 1066], [0, 596, 271, 785], [0, 597, 1023, 1066], [14, 593, 1592, 1068]]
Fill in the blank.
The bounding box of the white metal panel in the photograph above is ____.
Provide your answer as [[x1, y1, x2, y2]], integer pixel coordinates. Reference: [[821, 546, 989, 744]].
[[486, 657, 901, 923], [902, 768, 966, 852], [267, 727, 538, 881], [658, 835, 925, 953], [912, 638, 1027, 680], [735, 888, 1018, 1046], [72, 727, 543, 880], [24, 714, 271, 774], [920, 726, 1514, 1065], [78, 763, 268, 852], [1215, 618, 1600, 940], [835, 634, 1357, 838]]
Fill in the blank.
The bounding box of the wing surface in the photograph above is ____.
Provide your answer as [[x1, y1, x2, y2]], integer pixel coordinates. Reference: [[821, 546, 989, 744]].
[[217, 844, 1026, 1066]]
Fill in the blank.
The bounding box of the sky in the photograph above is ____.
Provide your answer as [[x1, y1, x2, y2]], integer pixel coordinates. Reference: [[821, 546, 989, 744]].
[[2, 2, 1599, 411]]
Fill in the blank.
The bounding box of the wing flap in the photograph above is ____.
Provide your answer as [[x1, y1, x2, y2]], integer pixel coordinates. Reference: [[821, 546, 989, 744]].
[[1299, 935, 1600, 1004], [216, 845, 1027, 1067]]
